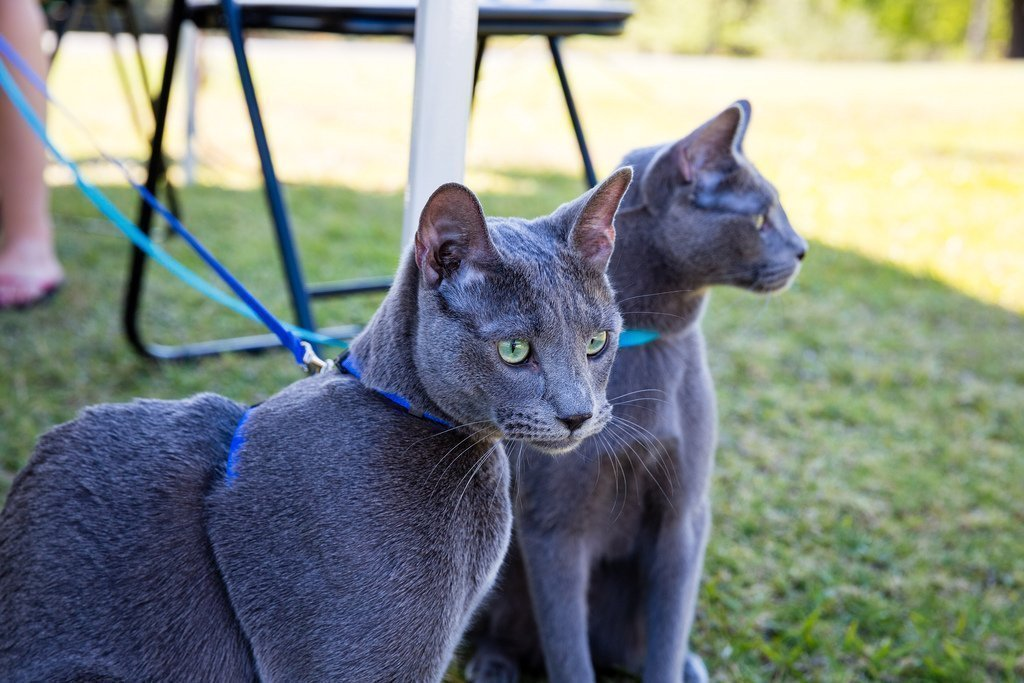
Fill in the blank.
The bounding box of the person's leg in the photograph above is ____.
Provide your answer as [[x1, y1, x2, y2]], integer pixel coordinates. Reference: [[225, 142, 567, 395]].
[[0, 0, 62, 308]]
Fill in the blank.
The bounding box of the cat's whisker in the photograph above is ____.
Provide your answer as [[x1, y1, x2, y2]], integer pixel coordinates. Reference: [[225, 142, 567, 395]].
[[610, 414, 662, 440], [452, 442, 501, 518], [426, 424, 491, 481], [604, 421, 644, 500], [391, 421, 492, 478], [614, 420, 677, 496], [604, 434, 629, 523], [514, 441, 525, 514], [610, 397, 667, 413], [425, 419, 497, 442], [600, 429, 632, 524], [608, 418, 676, 507], [594, 431, 624, 522], [452, 440, 497, 507], [402, 419, 496, 464], [616, 287, 701, 305], [611, 396, 672, 408], [611, 415, 674, 465], [583, 434, 609, 500], [489, 443, 510, 512], [621, 310, 690, 321], [608, 417, 667, 468], [613, 402, 664, 418], [427, 427, 495, 498], [606, 388, 668, 401], [606, 444, 630, 524]]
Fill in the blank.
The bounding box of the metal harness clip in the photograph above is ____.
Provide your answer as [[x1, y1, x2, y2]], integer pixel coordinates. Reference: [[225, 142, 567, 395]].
[[300, 341, 335, 374]]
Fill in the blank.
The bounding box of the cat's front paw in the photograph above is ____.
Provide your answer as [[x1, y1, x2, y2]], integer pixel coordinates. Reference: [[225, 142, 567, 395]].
[[464, 646, 520, 683], [683, 652, 709, 683]]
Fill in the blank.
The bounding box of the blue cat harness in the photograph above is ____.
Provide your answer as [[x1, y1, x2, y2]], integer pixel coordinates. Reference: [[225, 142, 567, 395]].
[[338, 354, 452, 427], [224, 328, 661, 486], [225, 352, 452, 487]]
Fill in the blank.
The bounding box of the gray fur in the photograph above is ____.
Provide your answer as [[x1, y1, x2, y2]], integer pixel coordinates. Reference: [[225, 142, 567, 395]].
[[0, 394, 254, 682], [0, 172, 632, 682], [467, 101, 807, 683]]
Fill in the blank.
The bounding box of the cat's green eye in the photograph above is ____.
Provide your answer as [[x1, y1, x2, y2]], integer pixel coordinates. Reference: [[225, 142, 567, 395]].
[[498, 338, 531, 365], [586, 331, 609, 357], [752, 213, 767, 229]]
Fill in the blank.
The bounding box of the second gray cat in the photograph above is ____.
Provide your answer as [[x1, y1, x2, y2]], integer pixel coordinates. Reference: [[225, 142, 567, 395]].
[[467, 102, 807, 682], [0, 170, 632, 682]]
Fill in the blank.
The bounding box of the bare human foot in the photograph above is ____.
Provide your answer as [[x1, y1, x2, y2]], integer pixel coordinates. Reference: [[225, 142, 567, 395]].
[[0, 236, 64, 309], [0, 1, 60, 310]]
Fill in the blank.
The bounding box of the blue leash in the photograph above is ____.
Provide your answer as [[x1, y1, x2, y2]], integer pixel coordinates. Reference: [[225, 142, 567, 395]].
[[0, 35, 343, 367], [0, 35, 658, 357], [2, 29, 662, 490]]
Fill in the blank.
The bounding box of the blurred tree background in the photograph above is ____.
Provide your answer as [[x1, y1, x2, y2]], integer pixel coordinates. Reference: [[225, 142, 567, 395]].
[[42, 0, 1024, 60], [624, 0, 1023, 59]]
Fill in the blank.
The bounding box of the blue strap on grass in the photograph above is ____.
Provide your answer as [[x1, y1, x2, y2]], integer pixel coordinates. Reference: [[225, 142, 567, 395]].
[[0, 35, 344, 364]]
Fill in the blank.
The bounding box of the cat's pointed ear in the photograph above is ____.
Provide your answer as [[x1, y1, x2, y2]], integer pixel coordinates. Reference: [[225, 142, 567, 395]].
[[641, 100, 751, 208], [570, 167, 632, 272], [683, 99, 750, 174], [415, 183, 496, 288]]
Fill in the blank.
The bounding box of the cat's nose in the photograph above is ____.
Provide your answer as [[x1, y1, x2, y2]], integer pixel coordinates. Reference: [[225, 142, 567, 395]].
[[795, 248, 806, 261], [558, 413, 592, 432]]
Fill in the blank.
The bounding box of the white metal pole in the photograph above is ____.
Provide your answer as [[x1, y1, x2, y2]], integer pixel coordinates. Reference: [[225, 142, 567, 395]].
[[401, 0, 479, 247], [181, 21, 198, 186]]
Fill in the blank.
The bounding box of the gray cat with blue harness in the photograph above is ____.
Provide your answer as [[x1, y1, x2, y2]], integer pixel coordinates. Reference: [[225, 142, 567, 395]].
[[0, 171, 633, 682]]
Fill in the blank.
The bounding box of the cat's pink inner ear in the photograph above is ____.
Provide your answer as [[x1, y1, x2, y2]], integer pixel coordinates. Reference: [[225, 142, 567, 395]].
[[674, 143, 694, 184], [573, 167, 633, 271], [686, 100, 750, 171], [416, 183, 492, 288]]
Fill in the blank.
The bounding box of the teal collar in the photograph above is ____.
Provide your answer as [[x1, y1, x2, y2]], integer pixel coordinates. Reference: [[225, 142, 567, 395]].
[[619, 328, 660, 348]]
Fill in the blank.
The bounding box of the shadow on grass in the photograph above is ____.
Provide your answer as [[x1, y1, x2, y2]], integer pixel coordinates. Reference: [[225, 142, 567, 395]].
[[1, 170, 1021, 681]]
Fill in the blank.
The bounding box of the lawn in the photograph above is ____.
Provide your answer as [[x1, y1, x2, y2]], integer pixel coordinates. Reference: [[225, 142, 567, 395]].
[[2, 35, 1023, 681]]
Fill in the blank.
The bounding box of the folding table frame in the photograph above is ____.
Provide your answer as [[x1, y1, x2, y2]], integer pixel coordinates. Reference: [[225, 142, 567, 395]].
[[123, 0, 632, 359]]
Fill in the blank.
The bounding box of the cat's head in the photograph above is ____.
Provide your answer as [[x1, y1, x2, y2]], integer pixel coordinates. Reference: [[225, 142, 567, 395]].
[[622, 100, 806, 293], [412, 169, 631, 454]]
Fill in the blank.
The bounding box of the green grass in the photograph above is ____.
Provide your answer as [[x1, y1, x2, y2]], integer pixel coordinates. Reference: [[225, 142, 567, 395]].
[[3, 36, 1024, 681]]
